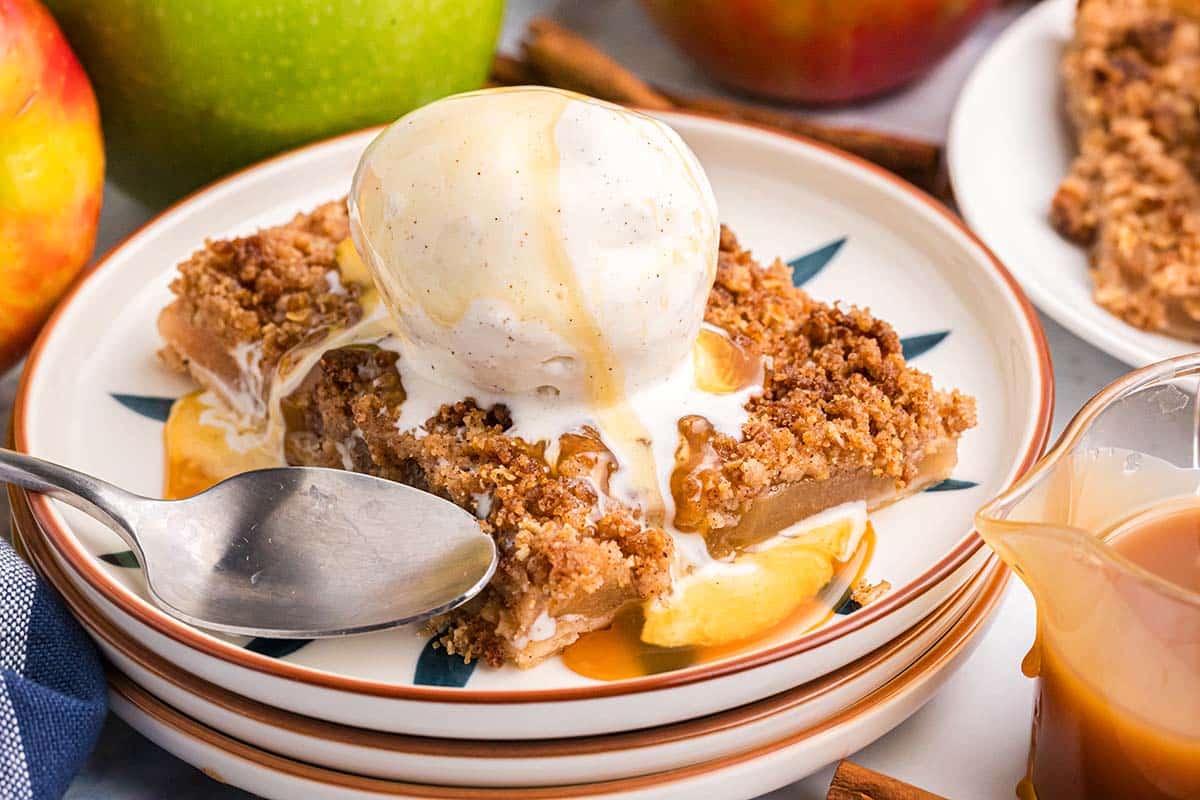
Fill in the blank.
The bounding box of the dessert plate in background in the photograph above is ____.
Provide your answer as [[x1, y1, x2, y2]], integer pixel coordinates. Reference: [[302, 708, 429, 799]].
[[12, 486, 1001, 788], [14, 111, 1051, 738], [949, 0, 1183, 366]]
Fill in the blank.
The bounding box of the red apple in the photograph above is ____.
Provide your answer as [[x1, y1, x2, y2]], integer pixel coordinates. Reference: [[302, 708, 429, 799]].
[[640, 0, 997, 105], [0, 0, 104, 373]]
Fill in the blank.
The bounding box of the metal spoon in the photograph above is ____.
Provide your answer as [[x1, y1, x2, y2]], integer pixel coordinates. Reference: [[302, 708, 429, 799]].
[[0, 448, 497, 639]]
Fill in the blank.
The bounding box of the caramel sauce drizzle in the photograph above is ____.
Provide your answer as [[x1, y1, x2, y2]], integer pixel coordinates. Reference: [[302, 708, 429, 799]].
[[670, 327, 760, 532], [556, 427, 618, 497], [670, 415, 720, 533]]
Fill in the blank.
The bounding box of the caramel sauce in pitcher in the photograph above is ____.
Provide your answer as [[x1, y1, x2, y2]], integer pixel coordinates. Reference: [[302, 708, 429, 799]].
[[1018, 503, 1200, 800]]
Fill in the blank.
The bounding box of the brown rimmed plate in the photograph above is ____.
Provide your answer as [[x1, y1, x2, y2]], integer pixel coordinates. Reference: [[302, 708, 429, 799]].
[[12, 483, 1003, 787]]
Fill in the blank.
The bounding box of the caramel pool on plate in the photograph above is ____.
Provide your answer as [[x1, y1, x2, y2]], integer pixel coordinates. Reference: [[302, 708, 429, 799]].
[[562, 526, 873, 681]]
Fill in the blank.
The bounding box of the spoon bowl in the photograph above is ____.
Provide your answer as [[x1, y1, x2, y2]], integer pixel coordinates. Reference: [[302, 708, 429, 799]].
[[0, 449, 497, 639]]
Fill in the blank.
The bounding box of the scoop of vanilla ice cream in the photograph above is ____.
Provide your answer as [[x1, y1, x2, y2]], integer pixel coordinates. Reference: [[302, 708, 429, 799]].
[[348, 86, 719, 402]]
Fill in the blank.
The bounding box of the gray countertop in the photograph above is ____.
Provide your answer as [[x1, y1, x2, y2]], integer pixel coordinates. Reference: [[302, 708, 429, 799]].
[[2, 2, 1134, 797]]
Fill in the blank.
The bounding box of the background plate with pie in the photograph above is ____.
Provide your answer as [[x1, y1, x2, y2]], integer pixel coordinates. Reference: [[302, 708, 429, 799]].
[[949, 0, 1193, 366]]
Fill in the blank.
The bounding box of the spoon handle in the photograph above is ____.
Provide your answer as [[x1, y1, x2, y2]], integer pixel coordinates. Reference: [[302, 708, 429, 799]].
[[0, 448, 146, 553]]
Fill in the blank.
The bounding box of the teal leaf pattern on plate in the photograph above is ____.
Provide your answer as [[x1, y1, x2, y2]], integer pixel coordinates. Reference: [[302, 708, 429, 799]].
[[833, 585, 861, 615], [245, 638, 311, 659], [414, 636, 475, 687], [925, 479, 979, 493], [99, 550, 139, 568], [788, 237, 846, 286], [111, 393, 176, 422], [835, 596, 862, 615], [900, 331, 950, 360]]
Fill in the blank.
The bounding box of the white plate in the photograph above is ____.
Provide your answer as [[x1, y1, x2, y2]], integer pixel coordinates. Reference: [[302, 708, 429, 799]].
[[103, 555, 1004, 800], [15, 111, 1050, 738], [13, 487, 997, 787], [949, 0, 1189, 366]]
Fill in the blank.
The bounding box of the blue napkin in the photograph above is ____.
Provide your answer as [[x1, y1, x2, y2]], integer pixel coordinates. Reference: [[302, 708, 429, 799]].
[[0, 540, 106, 800]]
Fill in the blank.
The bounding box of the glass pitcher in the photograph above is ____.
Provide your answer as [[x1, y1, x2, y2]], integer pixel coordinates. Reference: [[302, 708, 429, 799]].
[[976, 355, 1200, 800]]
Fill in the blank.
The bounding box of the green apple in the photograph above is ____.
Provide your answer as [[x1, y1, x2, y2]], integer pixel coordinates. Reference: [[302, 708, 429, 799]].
[[45, 0, 504, 204]]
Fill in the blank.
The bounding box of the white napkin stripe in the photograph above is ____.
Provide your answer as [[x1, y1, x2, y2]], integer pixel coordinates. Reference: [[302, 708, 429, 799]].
[[0, 676, 32, 800], [0, 548, 35, 674]]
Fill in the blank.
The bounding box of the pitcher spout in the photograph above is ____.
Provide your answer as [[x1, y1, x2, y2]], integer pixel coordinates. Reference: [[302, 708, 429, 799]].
[[978, 444, 1200, 618], [977, 355, 1200, 800]]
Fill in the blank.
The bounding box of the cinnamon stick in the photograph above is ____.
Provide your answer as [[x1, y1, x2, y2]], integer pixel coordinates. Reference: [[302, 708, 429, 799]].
[[509, 19, 945, 196], [664, 92, 942, 187], [827, 761, 949, 800], [490, 53, 535, 87], [521, 18, 674, 110]]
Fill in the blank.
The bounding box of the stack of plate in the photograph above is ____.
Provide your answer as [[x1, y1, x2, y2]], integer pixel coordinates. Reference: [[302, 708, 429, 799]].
[[8, 112, 1052, 799]]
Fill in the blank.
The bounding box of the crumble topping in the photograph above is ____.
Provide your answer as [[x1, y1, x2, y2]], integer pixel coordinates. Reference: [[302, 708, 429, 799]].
[[690, 228, 976, 534], [1052, 0, 1200, 335], [158, 201, 364, 379], [851, 578, 892, 608]]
